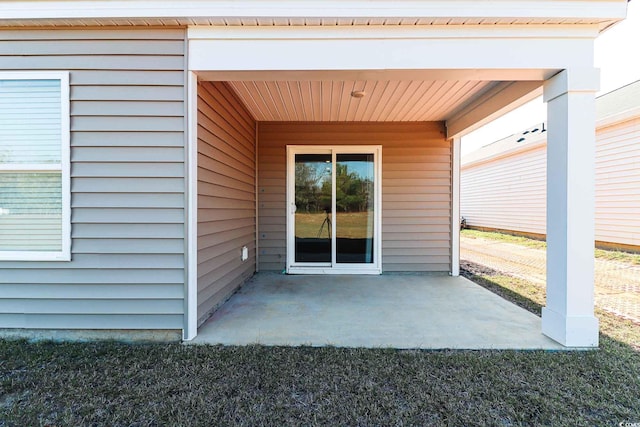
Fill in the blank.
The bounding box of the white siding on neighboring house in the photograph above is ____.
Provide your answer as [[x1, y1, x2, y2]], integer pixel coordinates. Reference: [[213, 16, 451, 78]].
[[461, 81, 640, 249], [0, 29, 186, 331], [596, 116, 640, 246], [462, 143, 547, 236]]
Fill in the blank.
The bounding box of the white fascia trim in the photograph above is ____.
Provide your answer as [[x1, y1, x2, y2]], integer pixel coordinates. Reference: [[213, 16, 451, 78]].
[[597, 106, 640, 129], [188, 24, 600, 40], [461, 138, 547, 170], [0, 1, 628, 20]]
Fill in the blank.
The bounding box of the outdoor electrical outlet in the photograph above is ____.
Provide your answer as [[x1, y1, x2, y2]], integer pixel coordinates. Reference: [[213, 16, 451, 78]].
[[241, 246, 249, 261]]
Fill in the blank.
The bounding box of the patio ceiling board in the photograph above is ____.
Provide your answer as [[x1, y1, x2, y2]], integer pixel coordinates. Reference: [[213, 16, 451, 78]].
[[227, 80, 494, 122]]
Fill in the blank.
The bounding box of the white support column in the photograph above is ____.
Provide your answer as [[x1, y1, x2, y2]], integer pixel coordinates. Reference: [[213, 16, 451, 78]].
[[542, 68, 599, 348], [451, 137, 461, 277]]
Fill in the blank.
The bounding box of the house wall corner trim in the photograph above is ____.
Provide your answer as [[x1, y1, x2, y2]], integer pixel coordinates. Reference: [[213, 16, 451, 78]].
[[184, 71, 198, 341], [451, 137, 461, 276]]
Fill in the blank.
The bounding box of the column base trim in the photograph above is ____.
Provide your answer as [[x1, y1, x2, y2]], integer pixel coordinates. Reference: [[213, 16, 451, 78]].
[[542, 307, 599, 348]]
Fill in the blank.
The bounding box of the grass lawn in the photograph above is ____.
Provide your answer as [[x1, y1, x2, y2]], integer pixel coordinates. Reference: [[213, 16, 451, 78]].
[[2, 335, 639, 426], [462, 228, 640, 265], [2, 267, 640, 425]]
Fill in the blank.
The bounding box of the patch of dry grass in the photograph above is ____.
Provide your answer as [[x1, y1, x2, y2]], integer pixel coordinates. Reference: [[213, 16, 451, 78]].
[[462, 228, 640, 265], [462, 228, 547, 250], [461, 260, 640, 351], [595, 248, 640, 265]]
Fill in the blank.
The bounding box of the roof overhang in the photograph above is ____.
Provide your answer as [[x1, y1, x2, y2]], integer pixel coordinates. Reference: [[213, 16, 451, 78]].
[[0, 0, 628, 29], [188, 24, 600, 137], [0, 0, 627, 138]]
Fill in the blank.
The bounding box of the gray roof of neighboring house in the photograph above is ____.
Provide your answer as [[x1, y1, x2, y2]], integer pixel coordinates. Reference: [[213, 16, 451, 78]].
[[462, 80, 640, 166], [461, 123, 547, 166], [597, 79, 640, 122]]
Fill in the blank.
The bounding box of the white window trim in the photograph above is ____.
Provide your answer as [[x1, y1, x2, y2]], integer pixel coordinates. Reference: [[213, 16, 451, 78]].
[[286, 145, 383, 275], [0, 71, 71, 261]]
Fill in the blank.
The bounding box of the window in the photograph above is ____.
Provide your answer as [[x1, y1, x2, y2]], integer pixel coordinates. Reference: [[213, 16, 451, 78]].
[[0, 72, 70, 261]]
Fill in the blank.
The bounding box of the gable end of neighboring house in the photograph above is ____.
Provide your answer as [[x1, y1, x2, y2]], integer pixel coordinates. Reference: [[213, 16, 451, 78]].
[[461, 80, 640, 250]]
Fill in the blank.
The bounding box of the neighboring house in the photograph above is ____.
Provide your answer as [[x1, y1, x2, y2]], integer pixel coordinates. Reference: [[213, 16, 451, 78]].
[[461, 80, 640, 251], [0, 1, 630, 348]]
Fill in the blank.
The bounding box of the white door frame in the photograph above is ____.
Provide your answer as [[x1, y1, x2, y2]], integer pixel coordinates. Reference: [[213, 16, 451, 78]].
[[286, 145, 382, 275]]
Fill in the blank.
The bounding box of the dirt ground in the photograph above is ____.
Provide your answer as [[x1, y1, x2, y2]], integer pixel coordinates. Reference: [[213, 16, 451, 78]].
[[461, 235, 640, 324]]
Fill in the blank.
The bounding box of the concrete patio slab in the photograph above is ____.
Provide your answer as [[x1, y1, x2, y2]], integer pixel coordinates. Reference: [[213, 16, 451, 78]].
[[190, 272, 564, 350]]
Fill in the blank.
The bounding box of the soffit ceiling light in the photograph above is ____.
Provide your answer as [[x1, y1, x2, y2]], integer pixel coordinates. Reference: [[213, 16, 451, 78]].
[[351, 90, 366, 98]]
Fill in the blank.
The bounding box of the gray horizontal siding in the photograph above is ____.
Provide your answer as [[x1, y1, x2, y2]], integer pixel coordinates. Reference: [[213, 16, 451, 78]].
[[257, 122, 451, 272], [0, 314, 183, 330], [197, 81, 257, 326], [0, 284, 183, 299], [0, 28, 186, 331]]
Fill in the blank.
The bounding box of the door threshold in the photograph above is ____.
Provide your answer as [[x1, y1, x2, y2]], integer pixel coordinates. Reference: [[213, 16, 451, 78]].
[[287, 267, 382, 275]]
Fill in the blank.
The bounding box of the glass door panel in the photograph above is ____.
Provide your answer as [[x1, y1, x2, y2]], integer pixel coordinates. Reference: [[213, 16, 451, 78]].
[[294, 153, 332, 263], [335, 154, 375, 264]]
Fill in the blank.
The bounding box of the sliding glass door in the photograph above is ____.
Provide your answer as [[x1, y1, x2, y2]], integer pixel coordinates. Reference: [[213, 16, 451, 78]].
[[287, 146, 381, 274], [335, 153, 375, 264], [293, 153, 332, 264]]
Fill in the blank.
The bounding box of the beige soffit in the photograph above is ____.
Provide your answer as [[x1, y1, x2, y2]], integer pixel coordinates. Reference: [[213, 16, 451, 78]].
[[0, 17, 615, 27], [226, 80, 495, 122]]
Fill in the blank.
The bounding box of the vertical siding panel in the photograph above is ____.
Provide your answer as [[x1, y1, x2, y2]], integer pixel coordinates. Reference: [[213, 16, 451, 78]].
[[0, 29, 186, 331], [197, 81, 256, 326], [257, 122, 451, 272]]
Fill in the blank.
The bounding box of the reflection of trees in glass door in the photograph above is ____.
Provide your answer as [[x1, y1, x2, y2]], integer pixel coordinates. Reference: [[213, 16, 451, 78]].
[[288, 146, 381, 274], [294, 153, 332, 263], [335, 154, 374, 264]]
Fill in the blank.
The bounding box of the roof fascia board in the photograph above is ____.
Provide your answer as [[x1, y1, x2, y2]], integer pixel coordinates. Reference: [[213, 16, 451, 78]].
[[461, 138, 547, 170], [188, 32, 594, 72], [597, 106, 640, 129], [188, 24, 600, 40], [0, 0, 628, 21]]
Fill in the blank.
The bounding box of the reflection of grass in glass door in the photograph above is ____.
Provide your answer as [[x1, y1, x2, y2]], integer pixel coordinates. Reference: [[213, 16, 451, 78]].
[[295, 212, 372, 239], [336, 212, 373, 239], [295, 213, 330, 238]]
